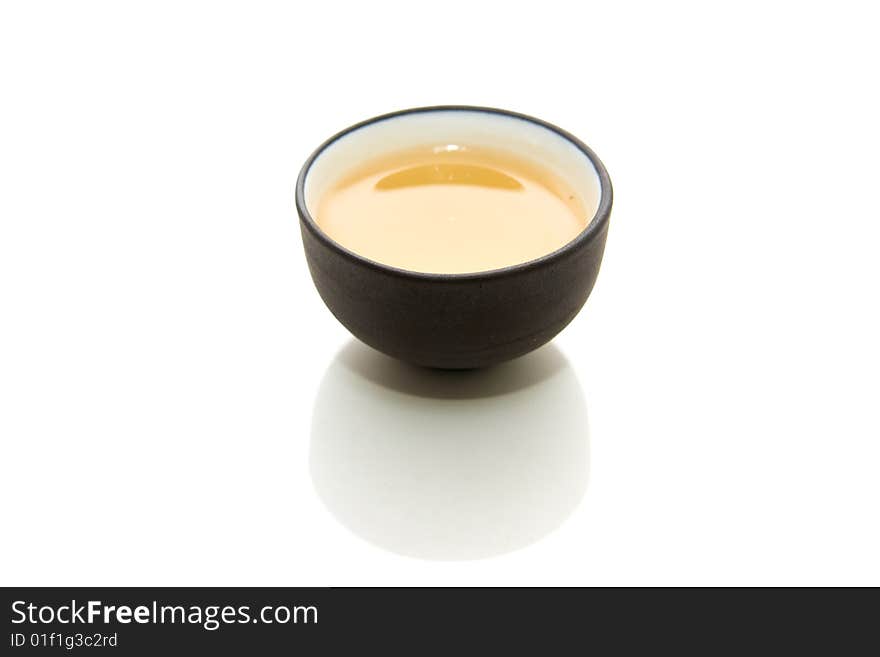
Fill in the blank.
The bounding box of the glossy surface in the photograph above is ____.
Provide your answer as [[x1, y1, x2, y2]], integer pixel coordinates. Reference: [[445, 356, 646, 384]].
[[2, 2, 879, 587]]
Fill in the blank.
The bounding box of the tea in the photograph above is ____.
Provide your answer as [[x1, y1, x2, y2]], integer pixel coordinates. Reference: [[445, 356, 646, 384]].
[[315, 144, 588, 274]]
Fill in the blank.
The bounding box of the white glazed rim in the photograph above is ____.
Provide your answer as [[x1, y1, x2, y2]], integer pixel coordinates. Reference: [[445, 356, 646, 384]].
[[295, 106, 613, 281]]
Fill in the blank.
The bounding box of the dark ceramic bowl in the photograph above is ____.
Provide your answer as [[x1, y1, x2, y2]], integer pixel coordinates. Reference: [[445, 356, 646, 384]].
[[296, 106, 612, 369]]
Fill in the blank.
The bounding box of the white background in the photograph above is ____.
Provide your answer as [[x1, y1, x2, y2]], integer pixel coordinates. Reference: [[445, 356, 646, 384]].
[[2, 1, 878, 586]]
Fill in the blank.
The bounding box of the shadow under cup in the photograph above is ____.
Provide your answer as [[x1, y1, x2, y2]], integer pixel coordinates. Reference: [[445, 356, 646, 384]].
[[310, 341, 590, 560], [296, 106, 613, 369]]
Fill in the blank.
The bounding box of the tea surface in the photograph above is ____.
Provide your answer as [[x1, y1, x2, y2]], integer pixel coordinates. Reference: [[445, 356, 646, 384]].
[[315, 145, 588, 274]]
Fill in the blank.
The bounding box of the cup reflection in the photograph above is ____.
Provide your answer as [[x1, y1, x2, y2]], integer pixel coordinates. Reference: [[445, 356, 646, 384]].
[[309, 340, 589, 560]]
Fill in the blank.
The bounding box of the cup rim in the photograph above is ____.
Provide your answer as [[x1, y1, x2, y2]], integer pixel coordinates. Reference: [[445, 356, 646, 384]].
[[295, 105, 613, 281]]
